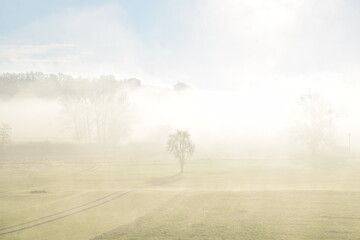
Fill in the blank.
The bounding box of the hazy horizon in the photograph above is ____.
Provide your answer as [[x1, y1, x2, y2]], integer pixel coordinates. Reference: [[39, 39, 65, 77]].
[[1, 1, 360, 240]]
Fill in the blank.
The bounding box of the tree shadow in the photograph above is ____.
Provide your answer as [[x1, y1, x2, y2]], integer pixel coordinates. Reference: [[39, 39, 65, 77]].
[[146, 173, 182, 186]]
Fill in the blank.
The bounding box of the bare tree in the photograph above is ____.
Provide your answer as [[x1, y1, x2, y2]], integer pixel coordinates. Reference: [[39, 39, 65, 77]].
[[0, 123, 12, 145], [61, 76, 131, 145], [167, 130, 195, 173], [89, 77, 129, 144], [59, 76, 93, 143], [61, 95, 90, 143], [298, 92, 335, 157]]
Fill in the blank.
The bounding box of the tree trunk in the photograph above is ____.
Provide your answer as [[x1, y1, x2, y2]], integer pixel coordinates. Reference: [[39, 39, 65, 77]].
[[180, 158, 184, 173]]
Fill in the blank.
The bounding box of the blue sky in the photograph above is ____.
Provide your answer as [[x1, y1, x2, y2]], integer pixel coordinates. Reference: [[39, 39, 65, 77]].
[[0, 0, 97, 34], [2, 0, 360, 144], [0, 0, 360, 90], [0, 0, 178, 39]]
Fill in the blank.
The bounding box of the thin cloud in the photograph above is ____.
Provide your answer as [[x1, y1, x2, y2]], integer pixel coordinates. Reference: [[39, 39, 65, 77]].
[[0, 0, 359, 89]]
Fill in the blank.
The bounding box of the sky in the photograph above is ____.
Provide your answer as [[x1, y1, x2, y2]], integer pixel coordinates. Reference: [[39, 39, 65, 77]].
[[1, 0, 360, 90], [1, 0, 360, 149]]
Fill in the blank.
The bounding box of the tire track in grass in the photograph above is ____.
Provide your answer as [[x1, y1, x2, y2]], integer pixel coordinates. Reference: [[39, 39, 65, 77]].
[[0, 191, 132, 235], [0, 189, 118, 231]]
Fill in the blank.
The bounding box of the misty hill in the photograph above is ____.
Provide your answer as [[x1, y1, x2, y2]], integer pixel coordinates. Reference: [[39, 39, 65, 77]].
[[0, 72, 193, 99], [0, 72, 142, 99], [0, 72, 195, 147]]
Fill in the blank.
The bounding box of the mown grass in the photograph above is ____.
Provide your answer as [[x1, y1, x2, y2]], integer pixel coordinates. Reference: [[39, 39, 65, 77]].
[[1, 158, 360, 239], [94, 191, 360, 240]]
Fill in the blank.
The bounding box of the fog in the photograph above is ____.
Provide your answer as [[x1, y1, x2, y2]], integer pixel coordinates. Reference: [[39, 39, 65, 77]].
[[0, 72, 359, 159], [2, 1, 360, 239], [1, 0, 360, 161]]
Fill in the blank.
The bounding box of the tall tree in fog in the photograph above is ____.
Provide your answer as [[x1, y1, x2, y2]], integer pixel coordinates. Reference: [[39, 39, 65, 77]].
[[61, 75, 131, 144], [0, 124, 12, 145], [89, 76, 129, 144], [299, 92, 335, 157], [60, 76, 92, 143], [167, 130, 195, 173], [62, 95, 90, 143]]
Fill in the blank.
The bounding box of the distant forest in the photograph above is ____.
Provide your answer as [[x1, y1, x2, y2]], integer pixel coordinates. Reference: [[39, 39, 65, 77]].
[[0, 72, 191, 146], [0, 72, 191, 161], [0, 72, 142, 99]]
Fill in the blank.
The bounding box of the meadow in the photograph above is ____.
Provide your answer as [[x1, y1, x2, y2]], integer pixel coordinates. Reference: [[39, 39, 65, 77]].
[[1, 157, 360, 240]]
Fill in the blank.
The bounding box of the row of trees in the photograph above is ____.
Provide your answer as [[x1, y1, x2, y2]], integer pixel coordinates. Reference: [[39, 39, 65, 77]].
[[0, 72, 141, 99], [0, 72, 139, 145], [0, 72, 340, 171], [61, 76, 133, 144]]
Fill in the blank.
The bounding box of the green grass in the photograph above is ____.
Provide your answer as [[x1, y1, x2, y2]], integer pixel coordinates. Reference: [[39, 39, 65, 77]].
[[94, 191, 360, 240], [1, 158, 360, 239]]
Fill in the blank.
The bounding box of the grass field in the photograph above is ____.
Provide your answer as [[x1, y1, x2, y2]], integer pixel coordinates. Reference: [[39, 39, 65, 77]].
[[1, 158, 360, 239], [93, 191, 360, 240]]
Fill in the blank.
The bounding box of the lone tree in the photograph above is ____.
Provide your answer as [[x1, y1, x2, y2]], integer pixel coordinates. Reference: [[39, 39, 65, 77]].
[[167, 130, 195, 173], [299, 92, 335, 157], [0, 123, 12, 145]]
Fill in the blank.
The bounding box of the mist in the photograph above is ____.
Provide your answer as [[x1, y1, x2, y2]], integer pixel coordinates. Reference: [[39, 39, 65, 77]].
[[0, 72, 358, 159], [1, 1, 360, 240]]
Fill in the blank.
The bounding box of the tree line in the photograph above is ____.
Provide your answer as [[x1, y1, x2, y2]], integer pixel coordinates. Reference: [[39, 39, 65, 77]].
[[0, 72, 141, 99], [61, 76, 133, 144], [0, 72, 142, 144], [0, 72, 340, 165]]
